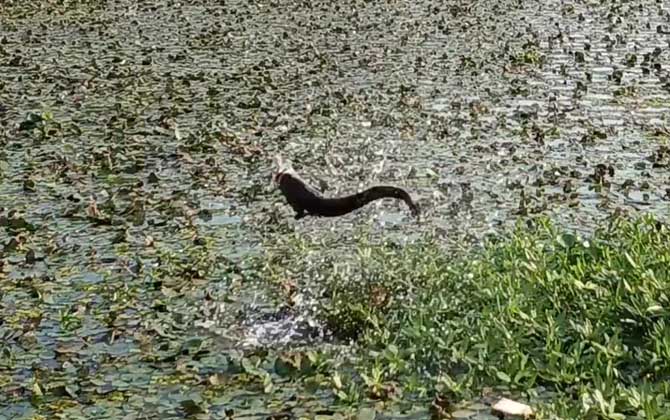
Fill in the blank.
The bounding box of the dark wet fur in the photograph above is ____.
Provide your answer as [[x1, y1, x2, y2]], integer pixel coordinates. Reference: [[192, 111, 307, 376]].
[[276, 171, 419, 220]]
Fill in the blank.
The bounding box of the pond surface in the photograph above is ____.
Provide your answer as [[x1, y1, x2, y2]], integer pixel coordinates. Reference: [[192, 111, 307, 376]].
[[1, 0, 669, 417]]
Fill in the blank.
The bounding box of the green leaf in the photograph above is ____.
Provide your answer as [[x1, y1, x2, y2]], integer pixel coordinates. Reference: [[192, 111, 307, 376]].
[[180, 399, 206, 415], [357, 407, 376, 420], [496, 371, 511, 383]]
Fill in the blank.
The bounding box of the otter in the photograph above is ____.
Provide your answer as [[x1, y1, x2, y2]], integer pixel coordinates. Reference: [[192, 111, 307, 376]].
[[272, 156, 419, 220]]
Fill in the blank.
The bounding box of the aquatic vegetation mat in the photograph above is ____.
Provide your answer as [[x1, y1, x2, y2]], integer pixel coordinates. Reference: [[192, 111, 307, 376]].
[[2, 0, 670, 418]]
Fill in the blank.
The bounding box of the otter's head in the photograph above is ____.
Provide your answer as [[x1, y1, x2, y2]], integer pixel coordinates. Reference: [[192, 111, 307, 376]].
[[272, 154, 294, 186]]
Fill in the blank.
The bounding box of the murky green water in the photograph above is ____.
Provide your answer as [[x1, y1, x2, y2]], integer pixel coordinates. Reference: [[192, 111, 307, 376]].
[[1, 0, 669, 417]]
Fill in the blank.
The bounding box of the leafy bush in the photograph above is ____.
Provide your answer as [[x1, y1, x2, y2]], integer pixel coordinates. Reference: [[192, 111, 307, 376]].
[[271, 216, 670, 418]]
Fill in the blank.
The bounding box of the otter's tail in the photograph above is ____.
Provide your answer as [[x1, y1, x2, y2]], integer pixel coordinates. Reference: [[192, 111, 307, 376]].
[[316, 186, 419, 217]]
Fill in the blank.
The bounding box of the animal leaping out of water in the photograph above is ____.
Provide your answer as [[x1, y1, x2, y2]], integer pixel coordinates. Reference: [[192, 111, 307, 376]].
[[272, 155, 419, 220]]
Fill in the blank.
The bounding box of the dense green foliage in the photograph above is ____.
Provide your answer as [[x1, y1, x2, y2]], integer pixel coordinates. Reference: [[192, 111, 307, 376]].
[[266, 216, 670, 418]]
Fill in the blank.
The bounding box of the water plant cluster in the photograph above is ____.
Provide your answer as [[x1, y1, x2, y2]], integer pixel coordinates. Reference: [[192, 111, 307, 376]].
[[2, 0, 670, 418], [264, 215, 670, 418]]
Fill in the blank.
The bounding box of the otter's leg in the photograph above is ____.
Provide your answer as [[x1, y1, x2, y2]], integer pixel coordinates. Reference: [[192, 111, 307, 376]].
[[294, 209, 306, 219]]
